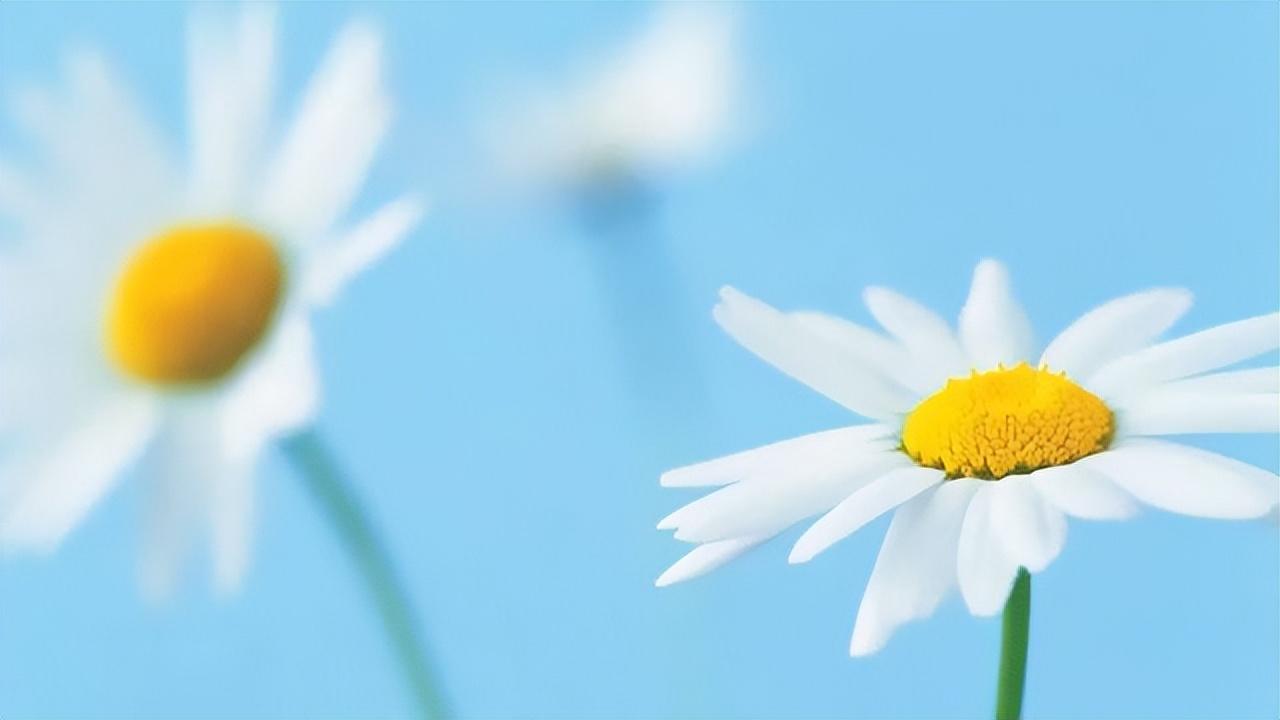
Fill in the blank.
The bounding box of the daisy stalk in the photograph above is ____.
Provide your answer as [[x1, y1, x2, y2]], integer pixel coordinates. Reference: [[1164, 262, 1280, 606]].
[[283, 429, 448, 720], [996, 568, 1031, 720]]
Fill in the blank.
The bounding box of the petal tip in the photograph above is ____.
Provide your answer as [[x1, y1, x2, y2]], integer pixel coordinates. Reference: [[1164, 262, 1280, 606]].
[[654, 569, 679, 588], [973, 257, 1008, 278], [716, 285, 744, 303], [849, 636, 880, 658], [786, 543, 814, 565]]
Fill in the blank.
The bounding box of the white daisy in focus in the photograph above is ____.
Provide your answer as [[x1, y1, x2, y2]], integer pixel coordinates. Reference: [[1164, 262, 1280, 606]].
[[657, 259, 1278, 655], [489, 2, 738, 195], [0, 7, 422, 596]]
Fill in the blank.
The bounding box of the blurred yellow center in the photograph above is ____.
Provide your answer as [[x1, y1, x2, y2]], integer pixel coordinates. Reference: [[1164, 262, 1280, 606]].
[[901, 363, 1113, 480], [106, 221, 284, 385]]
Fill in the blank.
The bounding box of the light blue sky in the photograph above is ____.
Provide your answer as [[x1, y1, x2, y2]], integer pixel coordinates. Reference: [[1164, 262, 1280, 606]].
[[0, 2, 1276, 718]]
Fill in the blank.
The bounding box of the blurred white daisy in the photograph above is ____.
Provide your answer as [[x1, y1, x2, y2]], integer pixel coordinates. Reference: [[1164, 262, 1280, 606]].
[[0, 7, 422, 596], [658, 260, 1278, 656], [488, 2, 738, 194]]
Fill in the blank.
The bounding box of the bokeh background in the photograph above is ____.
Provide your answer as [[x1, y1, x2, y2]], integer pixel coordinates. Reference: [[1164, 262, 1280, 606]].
[[0, 2, 1276, 718]]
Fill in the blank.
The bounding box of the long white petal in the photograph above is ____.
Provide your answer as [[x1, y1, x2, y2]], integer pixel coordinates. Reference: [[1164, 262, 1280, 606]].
[[660, 437, 897, 526], [660, 424, 895, 488], [850, 478, 981, 656], [0, 395, 157, 550], [303, 194, 425, 307], [988, 476, 1067, 573], [67, 53, 176, 203], [655, 534, 767, 587], [1154, 367, 1279, 395], [0, 159, 42, 225], [1116, 391, 1279, 435], [957, 483, 1021, 616], [667, 449, 909, 543], [714, 287, 917, 419], [1029, 463, 1137, 520], [138, 404, 208, 599], [220, 316, 319, 462], [208, 454, 255, 594], [259, 21, 390, 242], [863, 286, 968, 388], [1039, 289, 1192, 380], [790, 312, 932, 396], [789, 466, 944, 564], [187, 5, 276, 212], [1087, 313, 1280, 399], [142, 399, 258, 596], [20, 51, 177, 241], [1080, 439, 1277, 519], [958, 259, 1033, 370]]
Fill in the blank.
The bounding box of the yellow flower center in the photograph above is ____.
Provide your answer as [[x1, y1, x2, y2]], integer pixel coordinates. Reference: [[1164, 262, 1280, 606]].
[[105, 221, 284, 385], [901, 363, 1113, 480]]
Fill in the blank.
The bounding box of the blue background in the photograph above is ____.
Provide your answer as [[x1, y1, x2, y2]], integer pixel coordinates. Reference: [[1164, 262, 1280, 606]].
[[0, 2, 1276, 718]]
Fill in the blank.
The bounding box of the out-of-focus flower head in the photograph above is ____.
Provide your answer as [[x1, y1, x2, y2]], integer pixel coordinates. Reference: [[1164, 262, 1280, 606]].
[[487, 3, 739, 204], [0, 6, 422, 597]]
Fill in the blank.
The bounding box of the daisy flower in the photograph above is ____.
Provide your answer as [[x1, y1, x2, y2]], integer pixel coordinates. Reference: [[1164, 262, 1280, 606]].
[[657, 259, 1278, 666], [0, 7, 422, 596], [489, 3, 738, 196]]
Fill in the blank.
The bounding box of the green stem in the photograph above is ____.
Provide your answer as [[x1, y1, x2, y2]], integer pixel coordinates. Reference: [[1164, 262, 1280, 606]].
[[282, 429, 449, 720], [996, 568, 1031, 720]]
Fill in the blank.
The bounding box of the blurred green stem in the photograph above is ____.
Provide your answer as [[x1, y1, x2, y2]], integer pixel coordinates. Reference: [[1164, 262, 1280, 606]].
[[996, 568, 1031, 720], [282, 429, 448, 720]]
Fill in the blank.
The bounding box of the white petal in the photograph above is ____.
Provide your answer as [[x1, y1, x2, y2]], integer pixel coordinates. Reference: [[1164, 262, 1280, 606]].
[[302, 194, 425, 307], [791, 312, 933, 395], [66, 53, 175, 201], [957, 483, 1021, 616], [0, 158, 41, 225], [187, 5, 276, 211], [655, 534, 767, 587], [1116, 391, 1279, 435], [18, 51, 177, 239], [1155, 367, 1279, 395], [208, 453, 255, 594], [1088, 313, 1280, 399], [667, 448, 909, 543], [958, 259, 1033, 370], [1040, 289, 1192, 380], [137, 405, 208, 599], [988, 476, 1067, 573], [789, 466, 944, 564], [714, 287, 918, 419], [1028, 464, 1137, 520], [659, 437, 898, 527], [0, 394, 157, 550], [259, 21, 390, 242], [1080, 439, 1277, 519], [850, 478, 981, 656], [660, 424, 896, 488], [863, 286, 968, 388], [220, 316, 319, 462], [143, 398, 258, 596]]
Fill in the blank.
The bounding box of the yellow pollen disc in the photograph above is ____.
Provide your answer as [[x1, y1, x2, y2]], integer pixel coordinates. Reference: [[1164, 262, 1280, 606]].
[[901, 363, 1113, 480], [106, 221, 284, 385]]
